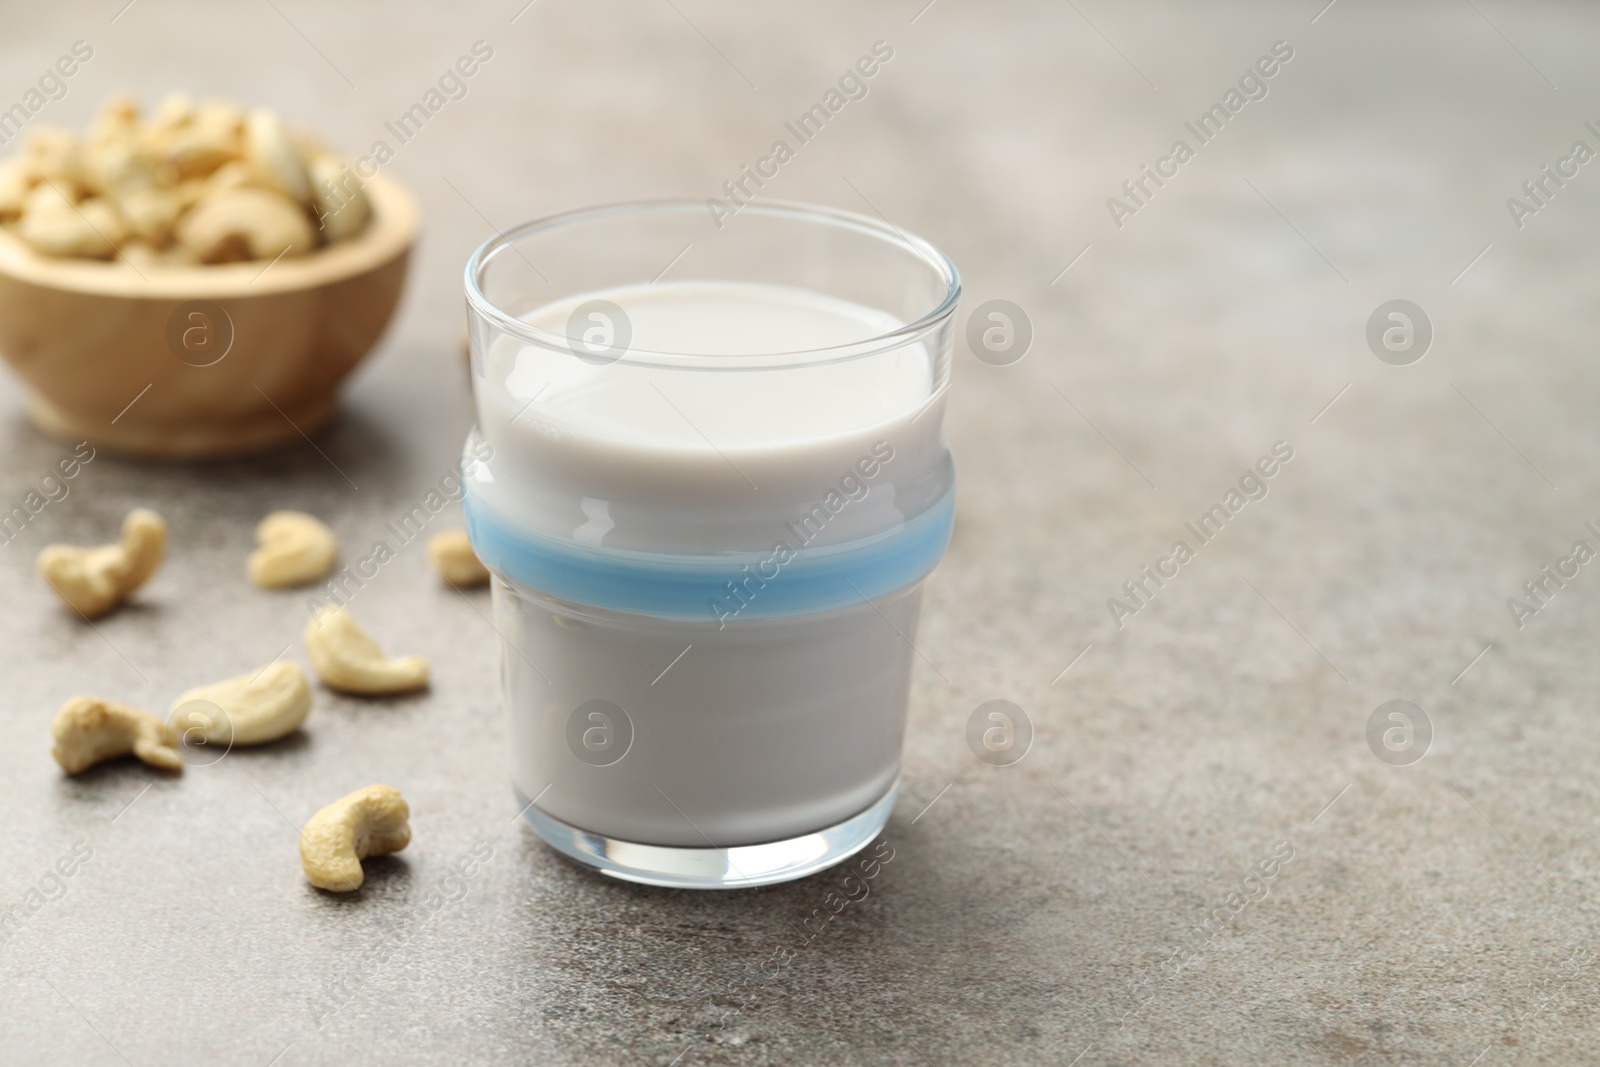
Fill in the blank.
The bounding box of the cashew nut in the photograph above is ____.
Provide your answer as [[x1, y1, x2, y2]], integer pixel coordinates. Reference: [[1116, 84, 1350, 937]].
[[17, 186, 125, 260], [115, 186, 183, 245], [170, 660, 312, 746], [245, 108, 311, 205], [0, 160, 32, 219], [299, 784, 411, 892], [20, 181, 72, 215], [150, 92, 196, 131], [249, 510, 339, 588], [9, 95, 374, 260], [307, 152, 369, 242], [83, 135, 161, 198], [153, 99, 245, 181], [51, 696, 182, 775], [202, 160, 265, 198], [21, 127, 86, 192], [176, 187, 314, 263], [159, 123, 241, 180], [17, 199, 97, 258], [37, 508, 167, 619], [87, 93, 140, 141], [303, 607, 429, 694], [427, 529, 490, 587], [195, 99, 246, 137]]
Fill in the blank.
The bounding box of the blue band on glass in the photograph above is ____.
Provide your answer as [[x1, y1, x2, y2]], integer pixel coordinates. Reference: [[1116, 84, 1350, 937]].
[[464, 486, 954, 621]]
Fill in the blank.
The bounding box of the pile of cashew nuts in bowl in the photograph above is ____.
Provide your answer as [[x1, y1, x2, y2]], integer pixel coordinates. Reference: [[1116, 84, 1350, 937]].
[[39, 508, 491, 893], [0, 92, 370, 266]]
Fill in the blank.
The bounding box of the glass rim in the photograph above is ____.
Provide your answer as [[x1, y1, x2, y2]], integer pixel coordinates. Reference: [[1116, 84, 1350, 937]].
[[462, 198, 962, 369]]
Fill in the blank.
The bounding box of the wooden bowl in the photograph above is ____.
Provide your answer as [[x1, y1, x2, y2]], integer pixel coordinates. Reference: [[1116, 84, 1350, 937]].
[[0, 174, 418, 458]]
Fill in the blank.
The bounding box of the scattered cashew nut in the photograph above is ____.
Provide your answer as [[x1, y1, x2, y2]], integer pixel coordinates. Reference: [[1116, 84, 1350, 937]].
[[249, 510, 338, 588], [37, 508, 167, 619], [176, 187, 314, 263], [303, 607, 429, 694], [51, 696, 182, 775], [427, 529, 490, 587], [170, 661, 312, 746], [299, 784, 411, 892]]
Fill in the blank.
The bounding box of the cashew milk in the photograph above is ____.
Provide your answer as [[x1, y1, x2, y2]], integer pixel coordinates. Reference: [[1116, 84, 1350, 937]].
[[465, 279, 954, 850]]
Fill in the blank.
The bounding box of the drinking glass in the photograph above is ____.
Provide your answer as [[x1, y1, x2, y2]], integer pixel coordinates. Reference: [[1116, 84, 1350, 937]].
[[462, 200, 959, 888]]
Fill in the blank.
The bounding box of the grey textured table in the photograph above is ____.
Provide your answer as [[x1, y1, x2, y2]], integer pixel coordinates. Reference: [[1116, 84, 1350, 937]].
[[4, 2, 1600, 1064]]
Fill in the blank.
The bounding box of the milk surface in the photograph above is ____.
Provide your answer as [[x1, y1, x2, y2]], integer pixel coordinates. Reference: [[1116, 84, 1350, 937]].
[[507, 281, 927, 443], [473, 281, 949, 554], [472, 280, 949, 846]]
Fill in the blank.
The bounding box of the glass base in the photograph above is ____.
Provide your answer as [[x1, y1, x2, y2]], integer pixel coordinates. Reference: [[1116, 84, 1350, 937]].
[[514, 782, 898, 889]]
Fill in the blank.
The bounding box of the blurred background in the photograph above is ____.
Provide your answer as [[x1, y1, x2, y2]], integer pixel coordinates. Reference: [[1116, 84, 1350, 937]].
[[3, 1, 1599, 1063]]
